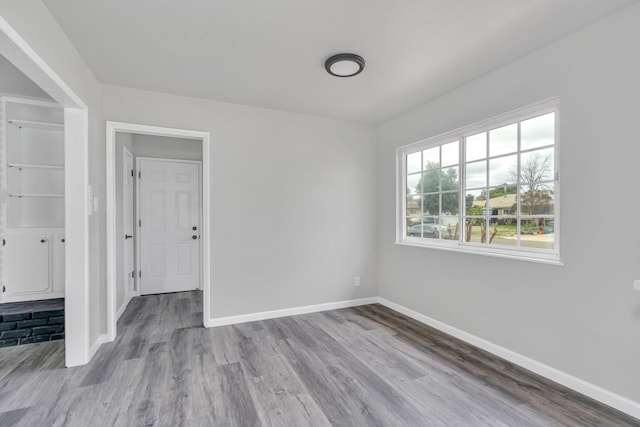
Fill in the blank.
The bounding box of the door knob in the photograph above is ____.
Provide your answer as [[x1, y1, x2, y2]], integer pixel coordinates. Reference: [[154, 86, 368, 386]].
[[192, 226, 197, 231], [192, 235, 197, 240], [125, 234, 133, 239]]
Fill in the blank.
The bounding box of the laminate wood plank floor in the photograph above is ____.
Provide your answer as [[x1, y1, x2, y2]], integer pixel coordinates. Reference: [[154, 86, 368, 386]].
[[0, 291, 638, 426]]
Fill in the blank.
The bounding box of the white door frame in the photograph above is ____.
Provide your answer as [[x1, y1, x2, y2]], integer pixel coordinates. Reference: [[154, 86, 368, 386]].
[[136, 157, 202, 296], [106, 122, 211, 341], [0, 17, 90, 367]]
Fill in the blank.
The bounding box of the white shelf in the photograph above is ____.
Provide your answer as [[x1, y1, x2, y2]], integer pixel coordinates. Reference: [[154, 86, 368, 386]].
[[8, 193, 64, 198], [8, 163, 64, 171], [7, 119, 64, 131]]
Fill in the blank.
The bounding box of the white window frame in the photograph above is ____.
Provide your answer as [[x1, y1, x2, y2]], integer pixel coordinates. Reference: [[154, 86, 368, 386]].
[[396, 98, 561, 265]]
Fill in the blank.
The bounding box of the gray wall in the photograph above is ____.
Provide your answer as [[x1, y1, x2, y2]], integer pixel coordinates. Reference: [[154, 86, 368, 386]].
[[0, 54, 51, 99], [102, 85, 378, 318], [132, 134, 202, 161], [376, 4, 640, 402]]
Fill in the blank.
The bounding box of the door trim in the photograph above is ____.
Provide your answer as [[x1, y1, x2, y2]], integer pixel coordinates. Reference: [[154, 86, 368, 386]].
[[135, 157, 202, 296], [106, 122, 211, 342]]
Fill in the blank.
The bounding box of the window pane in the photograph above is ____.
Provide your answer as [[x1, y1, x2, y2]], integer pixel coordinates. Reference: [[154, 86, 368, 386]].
[[521, 112, 555, 150], [463, 218, 486, 243], [422, 194, 439, 215], [466, 132, 486, 162], [489, 123, 517, 157], [488, 218, 517, 247], [465, 160, 486, 189], [421, 169, 440, 194], [423, 147, 440, 170], [441, 141, 459, 167], [442, 191, 459, 215], [441, 215, 460, 240], [465, 190, 484, 215], [519, 183, 554, 216], [407, 172, 421, 195], [520, 147, 554, 184], [441, 166, 459, 191], [489, 154, 517, 187], [407, 151, 422, 174], [520, 217, 554, 250], [407, 222, 439, 240], [489, 193, 516, 216], [406, 196, 421, 225]]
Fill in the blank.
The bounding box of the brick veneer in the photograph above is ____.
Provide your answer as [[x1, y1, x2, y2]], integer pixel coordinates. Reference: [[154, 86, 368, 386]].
[[0, 299, 64, 347]]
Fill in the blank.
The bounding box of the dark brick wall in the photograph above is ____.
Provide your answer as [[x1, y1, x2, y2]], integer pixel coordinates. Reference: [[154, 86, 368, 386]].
[[0, 308, 64, 347]]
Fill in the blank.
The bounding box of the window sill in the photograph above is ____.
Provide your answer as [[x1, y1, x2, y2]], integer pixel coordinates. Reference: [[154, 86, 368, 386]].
[[395, 239, 564, 266]]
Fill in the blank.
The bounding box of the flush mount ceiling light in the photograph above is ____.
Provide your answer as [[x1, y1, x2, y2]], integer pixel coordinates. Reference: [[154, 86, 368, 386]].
[[324, 53, 365, 77]]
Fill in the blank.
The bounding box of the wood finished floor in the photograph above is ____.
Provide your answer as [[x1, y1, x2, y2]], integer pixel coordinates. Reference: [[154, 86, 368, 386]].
[[0, 291, 638, 427]]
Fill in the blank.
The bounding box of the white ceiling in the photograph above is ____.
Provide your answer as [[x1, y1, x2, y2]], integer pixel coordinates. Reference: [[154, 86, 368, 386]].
[[43, 0, 637, 124]]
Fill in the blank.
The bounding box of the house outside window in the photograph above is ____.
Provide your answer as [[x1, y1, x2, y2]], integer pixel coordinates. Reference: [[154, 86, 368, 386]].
[[397, 99, 559, 264]]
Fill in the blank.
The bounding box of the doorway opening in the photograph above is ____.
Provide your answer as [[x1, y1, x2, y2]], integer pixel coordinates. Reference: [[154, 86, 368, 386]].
[[106, 122, 211, 341]]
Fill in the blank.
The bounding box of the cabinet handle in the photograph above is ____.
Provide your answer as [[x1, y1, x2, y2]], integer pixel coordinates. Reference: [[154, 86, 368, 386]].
[[125, 234, 133, 240], [61, 238, 65, 243], [40, 239, 46, 243]]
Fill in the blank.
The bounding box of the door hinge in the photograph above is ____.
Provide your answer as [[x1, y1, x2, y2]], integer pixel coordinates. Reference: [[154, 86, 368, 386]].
[[131, 169, 134, 177], [139, 271, 142, 278], [138, 219, 141, 227], [1, 238, 5, 247], [131, 271, 135, 278], [2, 285, 5, 293], [138, 171, 141, 179]]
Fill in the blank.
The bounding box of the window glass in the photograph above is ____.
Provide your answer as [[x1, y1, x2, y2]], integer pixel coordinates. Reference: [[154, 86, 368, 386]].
[[521, 113, 554, 150], [466, 132, 486, 162], [400, 104, 557, 262]]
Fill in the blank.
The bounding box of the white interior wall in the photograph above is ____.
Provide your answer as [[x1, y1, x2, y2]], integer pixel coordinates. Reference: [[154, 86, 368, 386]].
[[376, 3, 640, 403], [0, 54, 50, 99], [101, 85, 378, 319], [132, 134, 202, 161]]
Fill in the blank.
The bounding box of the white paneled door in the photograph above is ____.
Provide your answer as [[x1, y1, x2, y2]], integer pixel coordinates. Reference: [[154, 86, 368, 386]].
[[123, 148, 135, 299], [137, 158, 201, 295]]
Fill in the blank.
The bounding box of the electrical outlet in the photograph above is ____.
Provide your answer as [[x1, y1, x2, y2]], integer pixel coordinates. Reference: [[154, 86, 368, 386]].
[[634, 280, 640, 291], [354, 276, 361, 287]]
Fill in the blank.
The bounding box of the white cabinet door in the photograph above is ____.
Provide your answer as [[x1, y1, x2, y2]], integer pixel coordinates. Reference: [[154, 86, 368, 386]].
[[53, 233, 65, 293], [3, 234, 51, 297], [138, 158, 200, 295]]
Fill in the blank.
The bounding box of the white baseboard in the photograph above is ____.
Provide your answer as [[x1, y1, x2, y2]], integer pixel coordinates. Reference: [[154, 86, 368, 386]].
[[87, 333, 109, 361], [115, 294, 132, 322], [205, 296, 379, 328], [377, 297, 640, 420]]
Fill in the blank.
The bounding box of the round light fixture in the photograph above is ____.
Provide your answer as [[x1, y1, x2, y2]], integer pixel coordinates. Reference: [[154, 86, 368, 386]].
[[325, 53, 365, 77]]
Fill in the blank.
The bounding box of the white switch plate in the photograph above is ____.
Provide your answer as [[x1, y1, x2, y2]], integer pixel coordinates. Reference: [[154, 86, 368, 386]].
[[87, 185, 94, 215], [354, 276, 361, 287], [634, 280, 640, 291]]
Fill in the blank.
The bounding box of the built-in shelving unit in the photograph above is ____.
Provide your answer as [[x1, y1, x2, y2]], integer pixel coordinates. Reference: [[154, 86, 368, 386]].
[[7, 119, 64, 131], [8, 163, 64, 170], [0, 96, 65, 302]]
